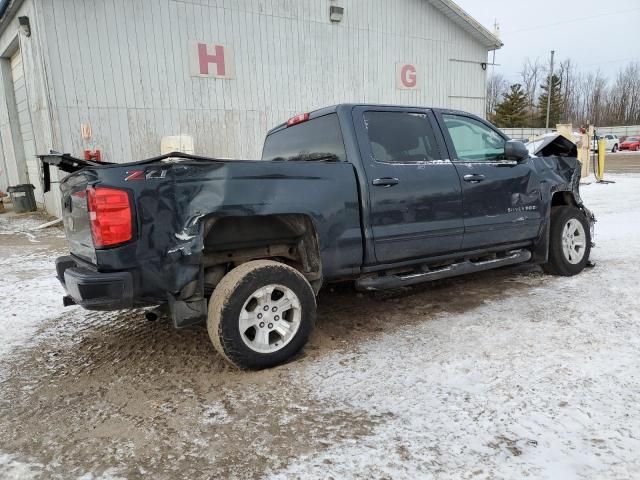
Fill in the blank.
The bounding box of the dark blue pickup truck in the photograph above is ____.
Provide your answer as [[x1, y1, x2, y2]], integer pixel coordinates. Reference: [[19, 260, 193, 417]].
[[42, 104, 594, 369]]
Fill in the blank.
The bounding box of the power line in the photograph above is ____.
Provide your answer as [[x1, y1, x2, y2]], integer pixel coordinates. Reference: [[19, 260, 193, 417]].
[[501, 8, 640, 34]]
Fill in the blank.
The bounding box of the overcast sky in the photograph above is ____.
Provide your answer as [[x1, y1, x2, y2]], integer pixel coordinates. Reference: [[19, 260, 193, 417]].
[[455, 0, 640, 84]]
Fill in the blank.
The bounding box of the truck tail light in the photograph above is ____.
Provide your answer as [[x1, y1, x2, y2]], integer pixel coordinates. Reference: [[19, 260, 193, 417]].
[[86, 187, 132, 247], [286, 112, 309, 127]]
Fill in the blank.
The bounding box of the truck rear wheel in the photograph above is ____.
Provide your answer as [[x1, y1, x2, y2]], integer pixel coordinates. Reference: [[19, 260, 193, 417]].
[[542, 206, 591, 276], [207, 260, 316, 369]]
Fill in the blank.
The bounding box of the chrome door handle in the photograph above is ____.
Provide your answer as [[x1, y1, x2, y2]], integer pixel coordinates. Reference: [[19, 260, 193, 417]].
[[463, 174, 485, 183], [372, 177, 399, 187]]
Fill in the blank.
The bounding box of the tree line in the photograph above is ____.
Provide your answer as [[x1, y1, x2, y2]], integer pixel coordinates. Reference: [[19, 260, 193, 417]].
[[486, 59, 640, 128]]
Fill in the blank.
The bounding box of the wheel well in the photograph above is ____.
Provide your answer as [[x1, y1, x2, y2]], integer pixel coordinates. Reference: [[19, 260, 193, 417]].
[[201, 214, 322, 292], [551, 191, 578, 208]]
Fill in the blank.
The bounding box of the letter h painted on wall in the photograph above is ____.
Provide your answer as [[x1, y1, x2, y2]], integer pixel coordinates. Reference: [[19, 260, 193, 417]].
[[190, 42, 234, 78]]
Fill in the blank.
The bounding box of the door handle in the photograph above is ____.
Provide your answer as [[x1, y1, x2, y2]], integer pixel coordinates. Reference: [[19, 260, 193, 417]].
[[372, 177, 399, 187], [463, 174, 485, 183]]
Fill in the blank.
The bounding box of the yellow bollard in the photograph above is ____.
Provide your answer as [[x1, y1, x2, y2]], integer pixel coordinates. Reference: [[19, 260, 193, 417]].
[[597, 139, 606, 180]]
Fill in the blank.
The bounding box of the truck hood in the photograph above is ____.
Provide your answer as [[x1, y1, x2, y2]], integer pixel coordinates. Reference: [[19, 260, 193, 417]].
[[526, 134, 578, 158]]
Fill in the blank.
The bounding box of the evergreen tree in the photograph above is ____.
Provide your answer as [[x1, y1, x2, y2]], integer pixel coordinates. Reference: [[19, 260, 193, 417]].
[[537, 73, 563, 127], [493, 84, 529, 127]]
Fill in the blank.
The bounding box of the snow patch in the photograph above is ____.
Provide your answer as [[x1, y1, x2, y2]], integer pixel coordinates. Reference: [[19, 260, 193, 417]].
[[271, 174, 640, 479]]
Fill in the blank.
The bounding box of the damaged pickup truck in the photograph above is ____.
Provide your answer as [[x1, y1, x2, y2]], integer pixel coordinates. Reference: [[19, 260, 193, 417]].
[[41, 104, 595, 369]]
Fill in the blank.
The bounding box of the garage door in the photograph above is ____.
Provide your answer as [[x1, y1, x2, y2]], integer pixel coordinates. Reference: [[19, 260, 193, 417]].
[[10, 49, 42, 203]]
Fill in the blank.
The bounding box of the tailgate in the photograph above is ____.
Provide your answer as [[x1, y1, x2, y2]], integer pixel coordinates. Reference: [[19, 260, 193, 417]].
[[60, 171, 97, 264]]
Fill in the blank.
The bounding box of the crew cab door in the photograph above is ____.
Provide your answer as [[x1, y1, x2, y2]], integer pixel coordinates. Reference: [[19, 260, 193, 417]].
[[352, 106, 464, 264], [436, 112, 543, 250]]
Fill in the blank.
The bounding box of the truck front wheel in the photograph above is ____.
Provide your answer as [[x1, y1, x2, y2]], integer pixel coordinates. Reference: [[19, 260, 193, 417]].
[[542, 206, 591, 276], [207, 260, 316, 369]]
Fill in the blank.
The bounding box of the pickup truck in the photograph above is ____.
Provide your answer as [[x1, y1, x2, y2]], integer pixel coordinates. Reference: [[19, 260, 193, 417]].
[[41, 104, 595, 370]]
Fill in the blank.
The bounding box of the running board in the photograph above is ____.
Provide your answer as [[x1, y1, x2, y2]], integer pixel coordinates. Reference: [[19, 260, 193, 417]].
[[355, 250, 532, 291]]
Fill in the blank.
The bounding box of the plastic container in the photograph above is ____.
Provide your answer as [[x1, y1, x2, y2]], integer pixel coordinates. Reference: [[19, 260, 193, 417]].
[[161, 134, 195, 155], [7, 184, 37, 213]]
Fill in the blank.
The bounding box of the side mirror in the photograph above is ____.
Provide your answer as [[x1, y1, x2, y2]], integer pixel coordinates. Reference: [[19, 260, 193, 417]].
[[504, 140, 529, 161]]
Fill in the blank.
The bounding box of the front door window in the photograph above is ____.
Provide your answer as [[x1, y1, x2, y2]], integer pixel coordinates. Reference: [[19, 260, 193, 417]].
[[443, 114, 505, 162]]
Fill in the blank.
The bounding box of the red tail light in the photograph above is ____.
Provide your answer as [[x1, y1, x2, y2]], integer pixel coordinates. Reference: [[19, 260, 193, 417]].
[[86, 187, 132, 247]]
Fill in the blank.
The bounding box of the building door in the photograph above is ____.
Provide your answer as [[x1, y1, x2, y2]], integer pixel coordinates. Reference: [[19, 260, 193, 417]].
[[10, 48, 41, 203]]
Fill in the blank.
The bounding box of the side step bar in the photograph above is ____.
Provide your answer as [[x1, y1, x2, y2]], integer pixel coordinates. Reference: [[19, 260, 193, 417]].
[[355, 249, 532, 291]]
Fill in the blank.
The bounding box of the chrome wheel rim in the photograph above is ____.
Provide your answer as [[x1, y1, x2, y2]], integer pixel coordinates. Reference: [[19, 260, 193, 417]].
[[562, 218, 586, 264], [239, 284, 302, 354]]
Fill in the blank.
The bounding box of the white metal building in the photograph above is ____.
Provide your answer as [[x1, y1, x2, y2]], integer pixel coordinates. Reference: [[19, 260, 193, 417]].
[[0, 0, 501, 215]]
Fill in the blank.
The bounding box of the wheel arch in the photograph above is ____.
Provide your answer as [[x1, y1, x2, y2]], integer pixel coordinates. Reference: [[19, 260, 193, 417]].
[[201, 213, 323, 293], [551, 190, 580, 208]]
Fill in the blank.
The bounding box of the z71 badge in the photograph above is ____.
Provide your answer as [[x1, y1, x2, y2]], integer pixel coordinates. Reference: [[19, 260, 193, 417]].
[[125, 168, 168, 181]]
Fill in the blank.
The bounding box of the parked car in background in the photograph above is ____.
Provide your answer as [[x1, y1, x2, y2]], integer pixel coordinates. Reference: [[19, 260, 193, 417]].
[[619, 136, 640, 151], [592, 134, 619, 152]]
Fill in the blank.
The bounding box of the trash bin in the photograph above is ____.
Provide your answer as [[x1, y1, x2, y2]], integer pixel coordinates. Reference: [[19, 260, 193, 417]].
[[7, 184, 37, 213]]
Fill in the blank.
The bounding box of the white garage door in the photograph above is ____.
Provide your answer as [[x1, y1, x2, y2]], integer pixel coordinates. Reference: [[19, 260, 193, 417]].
[[10, 49, 42, 203]]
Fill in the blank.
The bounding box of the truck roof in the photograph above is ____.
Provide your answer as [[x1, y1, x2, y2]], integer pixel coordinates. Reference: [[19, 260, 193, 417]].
[[266, 103, 471, 135]]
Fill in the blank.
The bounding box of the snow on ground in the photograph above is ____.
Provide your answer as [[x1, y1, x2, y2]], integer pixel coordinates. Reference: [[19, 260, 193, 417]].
[[1, 175, 639, 479], [272, 175, 640, 479], [0, 215, 69, 363]]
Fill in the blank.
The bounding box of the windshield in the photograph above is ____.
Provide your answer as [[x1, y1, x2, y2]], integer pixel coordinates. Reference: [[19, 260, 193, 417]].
[[626, 137, 639, 142]]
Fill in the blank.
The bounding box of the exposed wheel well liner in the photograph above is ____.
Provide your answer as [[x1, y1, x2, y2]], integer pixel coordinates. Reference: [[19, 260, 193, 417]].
[[201, 214, 322, 292], [551, 190, 579, 208]]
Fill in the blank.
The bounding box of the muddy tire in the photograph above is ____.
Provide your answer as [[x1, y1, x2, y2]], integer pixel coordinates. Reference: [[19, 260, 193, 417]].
[[542, 206, 591, 276], [207, 260, 316, 370]]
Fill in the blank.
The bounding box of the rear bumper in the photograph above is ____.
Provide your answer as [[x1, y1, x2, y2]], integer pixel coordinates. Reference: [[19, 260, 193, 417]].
[[56, 255, 134, 310]]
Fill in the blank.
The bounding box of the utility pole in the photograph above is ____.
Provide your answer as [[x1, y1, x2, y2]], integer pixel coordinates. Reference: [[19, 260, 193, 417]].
[[545, 50, 555, 131]]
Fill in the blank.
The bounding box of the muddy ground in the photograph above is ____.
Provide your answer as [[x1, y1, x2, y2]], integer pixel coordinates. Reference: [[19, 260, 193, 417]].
[[1, 175, 640, 479]]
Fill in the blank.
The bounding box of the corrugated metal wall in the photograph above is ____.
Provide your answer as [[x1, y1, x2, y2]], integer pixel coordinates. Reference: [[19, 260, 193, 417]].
[[0, 0, 60, 213], [39, 0, 489, 163]]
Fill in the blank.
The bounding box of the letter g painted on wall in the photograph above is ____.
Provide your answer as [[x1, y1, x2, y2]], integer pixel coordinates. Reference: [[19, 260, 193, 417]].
[[396, 63, 419, 90]]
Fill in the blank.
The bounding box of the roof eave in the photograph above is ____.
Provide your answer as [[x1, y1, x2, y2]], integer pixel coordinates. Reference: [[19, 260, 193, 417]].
[[428, 0, 503, 50], [0, 0, 26, 37]]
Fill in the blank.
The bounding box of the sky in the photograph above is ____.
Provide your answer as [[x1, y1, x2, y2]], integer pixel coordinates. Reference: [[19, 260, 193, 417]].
[[455, 0, 640, 84]]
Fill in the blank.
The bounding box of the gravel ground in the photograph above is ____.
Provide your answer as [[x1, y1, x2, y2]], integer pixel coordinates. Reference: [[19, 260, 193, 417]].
[[0, 174, 639, 479]]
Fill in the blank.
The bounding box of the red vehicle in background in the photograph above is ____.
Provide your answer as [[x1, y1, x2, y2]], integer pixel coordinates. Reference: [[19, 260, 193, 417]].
[[620, 137, 640, 151]]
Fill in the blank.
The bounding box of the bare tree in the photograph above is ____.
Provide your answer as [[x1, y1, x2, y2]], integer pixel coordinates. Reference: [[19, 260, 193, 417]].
[[498, 59, 640, 128], [519, 57, 544, 124], [558, 59, 579, 123], [486, 72, 507, 120], [605, 62, 640, 125]]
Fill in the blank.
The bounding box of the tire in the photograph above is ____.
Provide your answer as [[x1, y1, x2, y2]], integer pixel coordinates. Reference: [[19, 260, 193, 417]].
[[207, 260, 316, 369], [542, 206, 591, 276], [612, 144, 618, 153]]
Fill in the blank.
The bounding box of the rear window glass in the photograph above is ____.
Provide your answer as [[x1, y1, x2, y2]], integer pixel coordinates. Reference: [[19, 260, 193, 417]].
[[262, 113, 346, 162]]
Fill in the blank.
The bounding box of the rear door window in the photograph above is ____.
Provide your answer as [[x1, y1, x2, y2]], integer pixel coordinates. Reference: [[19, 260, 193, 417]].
[[262, 113, 346, 162], [363, 111, 441, 162]]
